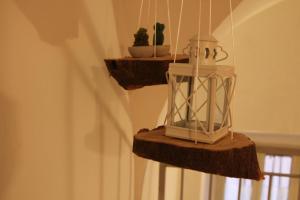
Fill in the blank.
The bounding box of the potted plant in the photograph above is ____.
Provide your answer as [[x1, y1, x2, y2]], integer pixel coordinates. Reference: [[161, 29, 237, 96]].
[[153, 22, 170, 57], [128, 27, 154, 58]]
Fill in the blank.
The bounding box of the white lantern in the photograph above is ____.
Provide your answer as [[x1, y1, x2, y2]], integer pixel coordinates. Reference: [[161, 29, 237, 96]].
[[166, 37, 236, 144]]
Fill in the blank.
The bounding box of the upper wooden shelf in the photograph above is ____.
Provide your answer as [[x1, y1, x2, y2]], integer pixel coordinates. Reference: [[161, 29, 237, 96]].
[[133, 126, 263, 180], [104, 55, 189, 90]]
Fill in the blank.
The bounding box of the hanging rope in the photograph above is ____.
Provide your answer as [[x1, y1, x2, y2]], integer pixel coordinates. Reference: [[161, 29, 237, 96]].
[[173, 0, 184, 62], [194, 0, 203, 144], [229, 0, 236, 66], [196, 0, 202, 74], [208, 0, 212, 37], [166, 0, 173, 55], [146, 0, 151, 27], [229, 0, 236, 139], [209, 0, 214, 141], [154, 0, 158, 57], [137, 0, 145, 29]]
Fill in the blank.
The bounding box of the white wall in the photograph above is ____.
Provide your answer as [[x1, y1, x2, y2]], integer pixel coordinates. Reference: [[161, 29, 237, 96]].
[[215, 0, 300, 134], [0, 0, 134, 199]]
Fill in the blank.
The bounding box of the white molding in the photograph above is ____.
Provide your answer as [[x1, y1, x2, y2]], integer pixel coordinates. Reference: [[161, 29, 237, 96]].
[[241, 131, 300, 155]]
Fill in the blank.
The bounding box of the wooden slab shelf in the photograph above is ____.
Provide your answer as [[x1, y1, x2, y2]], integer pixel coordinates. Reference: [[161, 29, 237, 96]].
[[133, 126, 263, 180], [105, 55, 189, 90]]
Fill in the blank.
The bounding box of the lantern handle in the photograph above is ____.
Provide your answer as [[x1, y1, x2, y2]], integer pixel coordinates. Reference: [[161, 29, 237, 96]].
[[216, 45, 229, 62]]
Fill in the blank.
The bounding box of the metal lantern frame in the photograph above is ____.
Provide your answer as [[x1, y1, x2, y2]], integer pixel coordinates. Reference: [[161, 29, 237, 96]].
[[166, 63, 236, 144]]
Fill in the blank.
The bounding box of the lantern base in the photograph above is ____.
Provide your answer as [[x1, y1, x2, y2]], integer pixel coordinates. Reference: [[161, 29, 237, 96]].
[[166, 124, 229, 144]]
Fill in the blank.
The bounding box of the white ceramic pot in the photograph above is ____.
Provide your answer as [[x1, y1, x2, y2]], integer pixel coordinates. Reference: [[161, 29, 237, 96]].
[[154, 45, 170, 57], [128, 46, 154, 58]]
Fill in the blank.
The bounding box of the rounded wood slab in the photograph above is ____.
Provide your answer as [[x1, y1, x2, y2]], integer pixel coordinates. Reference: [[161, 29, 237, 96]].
[[104, 55, 189, 90], [133, 126, 263, 180]]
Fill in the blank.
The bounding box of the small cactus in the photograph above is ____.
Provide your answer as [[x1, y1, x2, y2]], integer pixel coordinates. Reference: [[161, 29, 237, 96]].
[[133, 28, 149, 46], [153, 22, 165, 45]]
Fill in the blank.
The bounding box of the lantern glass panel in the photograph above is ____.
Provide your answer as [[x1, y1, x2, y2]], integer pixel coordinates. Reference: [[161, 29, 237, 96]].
[[171, 75, 209, 132], [172, 75, 189, 127], [193, 77, 209, 131], [215, 77, 231, 130]]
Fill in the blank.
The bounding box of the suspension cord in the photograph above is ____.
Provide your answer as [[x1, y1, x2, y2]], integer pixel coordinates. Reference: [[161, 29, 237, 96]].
[[194, 0, 203, 144], [229, 0, 236, 139], [173, 0, 184, 62], [229, 0, 236, 66], [166, 0, 173, 55], [146, 0, 151, 26], [137, 0, 145, 29], [208, 0, 212, 38], [154, 0, 157, 57]]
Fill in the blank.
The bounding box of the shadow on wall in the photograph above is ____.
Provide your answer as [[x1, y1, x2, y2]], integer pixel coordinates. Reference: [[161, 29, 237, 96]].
[[61, 44, 133, 200], [15, 0, 80, 45], [13, 0, 168, 199], [0, 95, 20, 199], [14, 0, 133, 199]]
